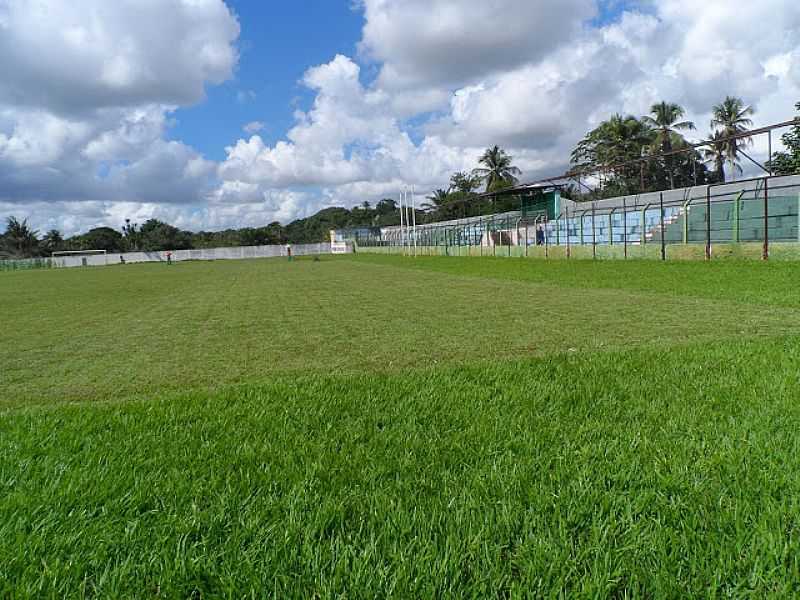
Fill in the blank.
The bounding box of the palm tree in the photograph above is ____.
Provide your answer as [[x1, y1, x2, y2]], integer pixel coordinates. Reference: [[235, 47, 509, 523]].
[[40, 229, 65, 254], [421, 189, 449, 213], [473, 146, 521, 192], [710, 96, 754, 181], [572, 114, 655, 195], [642, 102, 695, 188], [703, 131, 729, 183], [2, 217, 40, 258]]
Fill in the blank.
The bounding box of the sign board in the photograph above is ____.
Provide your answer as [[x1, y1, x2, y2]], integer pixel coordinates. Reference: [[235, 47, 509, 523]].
[[521, 189, 560, 219]]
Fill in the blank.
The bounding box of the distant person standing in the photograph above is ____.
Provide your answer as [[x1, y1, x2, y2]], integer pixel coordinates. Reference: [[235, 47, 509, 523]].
[[536, 225, 545, 246], [286, 244, 293, 261], [166, 251, 173, 265]]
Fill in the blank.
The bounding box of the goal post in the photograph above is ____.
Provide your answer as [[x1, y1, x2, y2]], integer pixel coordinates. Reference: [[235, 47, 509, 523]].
[[51, 249, 108, 268]]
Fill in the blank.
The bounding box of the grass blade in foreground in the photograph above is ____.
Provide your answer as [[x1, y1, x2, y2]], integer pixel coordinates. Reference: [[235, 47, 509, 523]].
[[3, 336, 800, 597]]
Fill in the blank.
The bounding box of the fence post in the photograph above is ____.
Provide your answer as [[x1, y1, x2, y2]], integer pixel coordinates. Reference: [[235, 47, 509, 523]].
[[507, 215, 511, 257], [544, 218, 549, 259], [525, 220, 529, 257], [682, 196, 694, 244], [763, 177, 769, 260], [608, 209, 615, 246], [623, 197, 628, 259], [705, 185, 712, 261], [579, 211, 585, 245], [683, 204, 688, 244], [660, 192, 666, 261], [640, 206, 647, 246], [566, 207, 571, 259], [733, 191, 742, 243], [591, 203, 597, 259], [556, 214, 561, 247]]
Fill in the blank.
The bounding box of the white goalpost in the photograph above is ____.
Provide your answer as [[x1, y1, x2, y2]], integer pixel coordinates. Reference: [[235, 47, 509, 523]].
[[399, 185, 418, 257], [51, 249, 108, 268]]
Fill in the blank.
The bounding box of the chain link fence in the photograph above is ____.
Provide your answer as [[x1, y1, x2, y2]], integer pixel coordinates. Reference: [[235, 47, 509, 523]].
[[349, 175, 800, 260]]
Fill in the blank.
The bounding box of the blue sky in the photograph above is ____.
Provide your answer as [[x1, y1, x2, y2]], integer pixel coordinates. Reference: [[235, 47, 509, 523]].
[[168, 1, 365, 161], [168, 0, 647, 162]]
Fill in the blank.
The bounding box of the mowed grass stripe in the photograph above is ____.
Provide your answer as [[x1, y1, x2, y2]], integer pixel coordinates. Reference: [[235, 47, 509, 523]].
[[3, 257, 800, 405], [2, 336, 800, 597], [351, 253, 800, 309]]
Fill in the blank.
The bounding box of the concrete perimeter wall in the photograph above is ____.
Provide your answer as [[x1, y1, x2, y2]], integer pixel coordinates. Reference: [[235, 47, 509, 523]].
[[37, 243, 331, 269], [358, 242, 800, 261]]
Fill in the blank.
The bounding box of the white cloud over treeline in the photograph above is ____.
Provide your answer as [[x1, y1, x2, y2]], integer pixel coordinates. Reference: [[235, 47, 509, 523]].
[[2, 0, 800, 234]]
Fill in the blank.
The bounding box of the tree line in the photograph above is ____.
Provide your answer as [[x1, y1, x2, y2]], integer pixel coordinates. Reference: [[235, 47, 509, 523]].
[[0, 200, 409, 259], [421, 97, 800, 222], [2, 99, 799, 259]]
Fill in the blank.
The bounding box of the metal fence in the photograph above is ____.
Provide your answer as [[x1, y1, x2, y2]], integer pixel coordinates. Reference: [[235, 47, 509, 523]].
[[349, 175, 800, 260], [0, 243, 332, 271]]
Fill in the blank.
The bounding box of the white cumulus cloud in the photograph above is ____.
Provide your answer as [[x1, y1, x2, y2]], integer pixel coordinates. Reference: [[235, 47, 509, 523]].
[[4, 0, 800, 235]]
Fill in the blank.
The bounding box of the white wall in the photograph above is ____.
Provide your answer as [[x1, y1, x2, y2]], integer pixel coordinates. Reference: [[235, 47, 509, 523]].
[[50, 243, 332, 268]]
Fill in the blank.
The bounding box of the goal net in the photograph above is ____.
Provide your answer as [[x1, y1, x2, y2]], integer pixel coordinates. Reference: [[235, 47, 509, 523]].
[[51, 250, 108, 268]]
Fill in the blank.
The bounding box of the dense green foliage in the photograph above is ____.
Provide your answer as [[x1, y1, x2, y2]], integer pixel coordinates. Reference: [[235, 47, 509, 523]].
[[0, 216, 39, 258], [569, 98, 760, 199], [769, 102, 800, 175], [3, 256, 800, 596], [0, 200, 406, 258]]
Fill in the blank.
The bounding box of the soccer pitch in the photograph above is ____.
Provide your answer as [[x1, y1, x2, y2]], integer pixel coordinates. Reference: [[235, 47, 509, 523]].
[[3, 255, 800, 596]]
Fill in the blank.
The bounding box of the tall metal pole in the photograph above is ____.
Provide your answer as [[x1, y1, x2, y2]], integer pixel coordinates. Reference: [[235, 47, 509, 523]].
[[763, 177, 769, 261], [660, 192, 666, 261], [705, 186, 712, 261], [591, 202, 597, 260]]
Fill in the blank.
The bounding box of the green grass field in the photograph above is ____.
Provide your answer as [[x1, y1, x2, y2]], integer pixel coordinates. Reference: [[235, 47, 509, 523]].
[[3, 255, 800, 597]]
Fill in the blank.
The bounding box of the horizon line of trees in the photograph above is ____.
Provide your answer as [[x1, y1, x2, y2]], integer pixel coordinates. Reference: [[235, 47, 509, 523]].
[[0, 200, 413, 259], [3, 99, 799, 259]]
